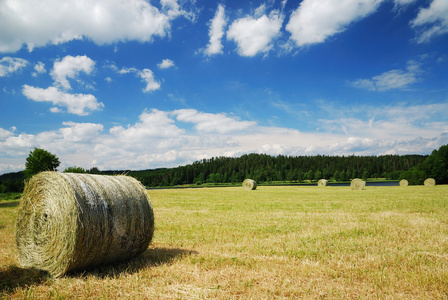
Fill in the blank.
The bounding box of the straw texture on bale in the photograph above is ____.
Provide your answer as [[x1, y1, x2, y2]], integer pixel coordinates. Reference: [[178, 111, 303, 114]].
[[350, 178, 366, 190], [317, 179, 328, 187], [424, 178, 436, 186], [399, 179, 409, 187], [16, 172, 154, 277], [242, 179, 257, 190]]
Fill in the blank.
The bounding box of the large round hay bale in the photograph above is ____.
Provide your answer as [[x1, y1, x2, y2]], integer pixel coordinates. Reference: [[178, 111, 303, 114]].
[[350, 178, 365, 190], [242, 179, 257, 190], [399, 179, 408, 187], [424, 178, 436, 186], [317, 179, 328, 187], [16, 172, 154, 277]]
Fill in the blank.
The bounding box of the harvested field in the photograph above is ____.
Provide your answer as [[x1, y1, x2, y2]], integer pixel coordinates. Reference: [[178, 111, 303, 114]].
[[1, 185, 448, 298]]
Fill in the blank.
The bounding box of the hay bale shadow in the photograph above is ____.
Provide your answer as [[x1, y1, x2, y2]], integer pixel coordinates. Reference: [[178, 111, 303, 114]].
[[0, 247, 196, 296], [69, 247, 198, 278], [0, 265, 50, 294]]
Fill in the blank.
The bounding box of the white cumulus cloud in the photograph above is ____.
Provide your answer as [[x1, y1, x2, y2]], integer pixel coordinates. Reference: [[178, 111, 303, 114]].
[[111, 64, 161, 92], [411, 0, 448, 43], [32, 61, 46, 77], [51, 55, 95, 90], [203, 4, 227, 56], [60, 122, 104, 142], [110, 109, 184, 142], [173, 109, 257, 134], [1, 104, 448, 174], [351, 60, 421, 91], [158, 59, 175, 69], [139, 69, 161, 93], [0, 57, 28, 77], [0, 0, 197, 53], [22, 85, 104, 116], [286, 0, 383, 47], [227, 7, 284, 57]]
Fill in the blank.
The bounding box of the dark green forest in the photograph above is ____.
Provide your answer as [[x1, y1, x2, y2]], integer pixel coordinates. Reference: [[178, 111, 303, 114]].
[[2, 143, 448, 193], [126, 154, 426, 187]]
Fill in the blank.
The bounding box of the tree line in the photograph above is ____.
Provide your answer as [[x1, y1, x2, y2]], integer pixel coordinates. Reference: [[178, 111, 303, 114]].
[[2, 144, 448, 193], [128, 153, 427, 187]]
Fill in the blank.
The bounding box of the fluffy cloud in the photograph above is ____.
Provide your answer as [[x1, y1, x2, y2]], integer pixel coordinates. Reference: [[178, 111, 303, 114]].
[[110, 109, 184, 142], [393, 0, 417, 5], [2, 102, 447, 174], [227, 7, 283, 57], [0, 127, 15, 140], [111, 64, 161, 92], [172, 109, 256, 134], [157, 59, 175, 69], [203, 4, 227, 56], [51, 55, 95, 90], [139, 69, 161, 93], [286, 0, 383, 47], [20, 55, 101, 115], [351, 60, 421, 91], [0, 0, 196, 53], [22, 85, 104, 116], [411, 0, 448, 43], [32, 61, 46, 77], [60, 122, 104, 142], [0, 57, 28, 77], [317, 101, 448, 140], [117, 67, 138, 74]]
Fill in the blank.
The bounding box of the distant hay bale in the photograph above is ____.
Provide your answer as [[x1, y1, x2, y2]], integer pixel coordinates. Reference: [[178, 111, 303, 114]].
[[16, 172, 154, 277], [350, 178, 365, 190], [242, 179, 257, 190], [424, 178, 436, 187], [399, 179, 409, 187], [317, 179, 328, 187]]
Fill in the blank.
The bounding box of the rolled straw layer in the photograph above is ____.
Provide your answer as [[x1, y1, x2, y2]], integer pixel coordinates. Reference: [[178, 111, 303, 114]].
[[317, 179, 328, 187], [399, 179, 409, 187], [16, 172, 154, 277], [424, 178, 436, 187], [350, 178, 366, 190], [242, 179, 257, 190]]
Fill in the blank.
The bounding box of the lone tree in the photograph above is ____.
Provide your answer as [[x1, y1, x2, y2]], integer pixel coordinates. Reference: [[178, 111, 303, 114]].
[[25, 148, 60, 178]]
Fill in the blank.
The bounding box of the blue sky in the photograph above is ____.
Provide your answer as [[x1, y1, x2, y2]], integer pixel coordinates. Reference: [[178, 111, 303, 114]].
[[1, 0, 448, 174]]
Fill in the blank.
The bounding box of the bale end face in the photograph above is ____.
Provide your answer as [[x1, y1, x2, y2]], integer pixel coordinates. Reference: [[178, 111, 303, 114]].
[[424, 178, 436, 186], [399, 179, 409, 187], [317, 179, 328, 187], [242, 179, 257, 190], [350, 178, 365, 190]]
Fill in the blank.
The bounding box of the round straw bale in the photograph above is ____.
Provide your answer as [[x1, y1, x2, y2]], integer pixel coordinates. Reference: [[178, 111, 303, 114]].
[[317, 179, 328, 187], [350, 178, 365, 190], [399, 179, 408, 187], [16, 172, 154, 277], [242, 179, 257, 190], [424, 178, 436, 187]]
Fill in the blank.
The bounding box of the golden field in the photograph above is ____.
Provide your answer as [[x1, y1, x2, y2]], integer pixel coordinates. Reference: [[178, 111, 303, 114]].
[[1, 185, 447, 299]]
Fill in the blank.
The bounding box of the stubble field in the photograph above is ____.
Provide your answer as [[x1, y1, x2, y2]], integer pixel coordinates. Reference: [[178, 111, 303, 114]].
[[1, 185, 448, 299]]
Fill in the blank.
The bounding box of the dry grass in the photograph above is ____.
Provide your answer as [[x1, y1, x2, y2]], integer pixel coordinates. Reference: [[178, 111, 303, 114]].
[[1, 185, 448, 299]]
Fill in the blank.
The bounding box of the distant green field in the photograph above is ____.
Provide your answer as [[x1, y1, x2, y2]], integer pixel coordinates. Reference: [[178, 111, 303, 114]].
[[1, 185, 447, 298], [0, 192, 21, 201]]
